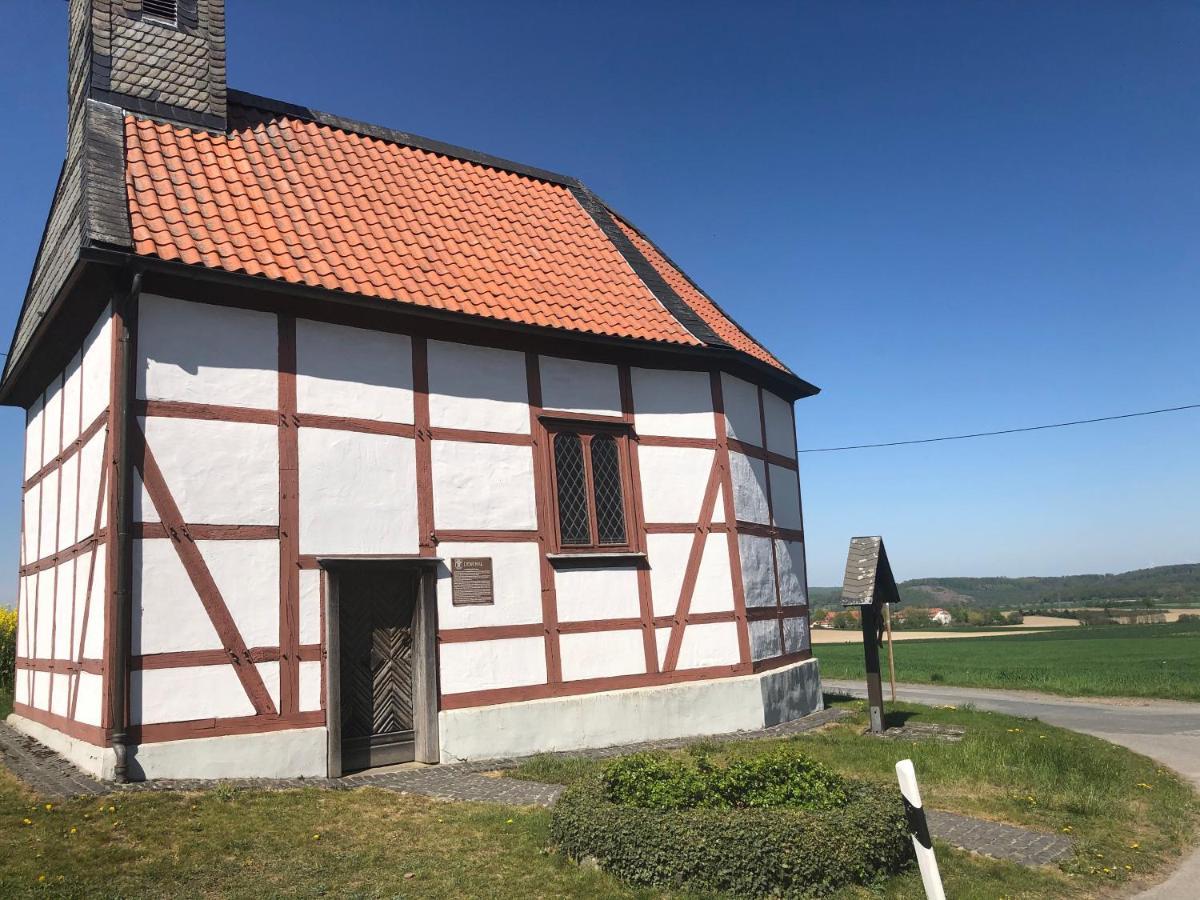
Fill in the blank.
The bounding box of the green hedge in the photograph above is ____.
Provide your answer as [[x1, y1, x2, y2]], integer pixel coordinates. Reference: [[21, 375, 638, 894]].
[[551, 774, 912, 897]]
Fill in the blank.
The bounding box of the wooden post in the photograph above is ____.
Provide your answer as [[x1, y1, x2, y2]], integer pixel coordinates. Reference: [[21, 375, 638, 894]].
[[885, 602, 897, 702], [861, 603, 885, 734]]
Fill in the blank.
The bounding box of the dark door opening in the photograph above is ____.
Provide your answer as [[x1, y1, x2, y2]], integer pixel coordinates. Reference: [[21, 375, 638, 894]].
[[338, 567, 419, 771]]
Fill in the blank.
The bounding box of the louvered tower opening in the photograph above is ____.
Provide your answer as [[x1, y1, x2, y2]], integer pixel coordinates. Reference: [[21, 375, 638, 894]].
[[143, 0, 178, 25]]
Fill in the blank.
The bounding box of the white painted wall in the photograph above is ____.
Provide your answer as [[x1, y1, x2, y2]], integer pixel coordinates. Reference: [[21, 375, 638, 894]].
[[776, 540, 807, 606], [439, 637, 546, 696], [138, 416, 278, 525], [539, 356, 621, 417], [137, 294, 277, 408], [769, 464, 803, 530], [61, 350, 83, 448], [298, 428, 418, 554], [41, 374, 63, 467], [132, 665, 257, 724], [638, 445, 717, 523], [24, 395, 44, 479], [296, 319, 413, 422], [431, 440, 536, 530], [631, 367, 714, 438], [729, 451, 770, 524], [559, 629, 645, 681], [749, 619, 782, 661], [427, 340, 529, 434], [738, 534, 776, 608], [721, 373, 761, 444], [298, 570, 322, 646], [435, 542, 543, 629], [762, 391, 796, 457], [555, 565, 641, 622]]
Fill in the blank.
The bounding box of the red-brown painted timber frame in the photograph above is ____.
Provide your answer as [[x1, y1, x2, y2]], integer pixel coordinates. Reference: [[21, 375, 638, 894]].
[[525, 352, 562, 683], [619, 364, 659, 673], [711, 371, 752, 666]]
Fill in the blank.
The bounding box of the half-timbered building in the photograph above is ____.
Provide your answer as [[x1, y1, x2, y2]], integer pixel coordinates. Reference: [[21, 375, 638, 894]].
[[3, 0, 821, 780]]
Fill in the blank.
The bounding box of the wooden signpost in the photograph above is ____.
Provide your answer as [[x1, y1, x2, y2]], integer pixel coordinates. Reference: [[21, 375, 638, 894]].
[[840, 536, 901, 734]]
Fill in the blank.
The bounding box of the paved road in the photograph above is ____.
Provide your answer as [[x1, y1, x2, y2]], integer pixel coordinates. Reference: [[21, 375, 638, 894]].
[[823, 680, 1200, 898]]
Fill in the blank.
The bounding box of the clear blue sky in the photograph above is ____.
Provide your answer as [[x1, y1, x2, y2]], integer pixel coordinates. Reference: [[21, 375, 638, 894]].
[[0, 1, 1196, 593]]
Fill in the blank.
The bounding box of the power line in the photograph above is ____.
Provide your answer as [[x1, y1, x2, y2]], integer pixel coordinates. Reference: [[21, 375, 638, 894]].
[[797, 402, 1200, 453]]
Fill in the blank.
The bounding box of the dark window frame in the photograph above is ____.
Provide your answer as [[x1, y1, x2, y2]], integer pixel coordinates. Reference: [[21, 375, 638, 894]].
[[540, 417, 640, 554]]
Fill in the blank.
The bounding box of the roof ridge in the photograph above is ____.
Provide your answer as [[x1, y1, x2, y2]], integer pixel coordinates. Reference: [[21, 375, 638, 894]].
[[227, 89, 581, 189]]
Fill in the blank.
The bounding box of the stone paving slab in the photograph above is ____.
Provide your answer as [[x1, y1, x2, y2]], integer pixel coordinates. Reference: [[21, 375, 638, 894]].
[[926, 809, 1075, 866], [1, 708, 1075, 867]]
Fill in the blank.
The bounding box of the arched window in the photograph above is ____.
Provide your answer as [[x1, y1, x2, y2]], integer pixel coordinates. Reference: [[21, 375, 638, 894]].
[[547, 425, 633, 551]]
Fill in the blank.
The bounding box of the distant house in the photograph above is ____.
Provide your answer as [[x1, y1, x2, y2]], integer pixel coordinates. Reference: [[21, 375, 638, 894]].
[[928, 608, 953, 625]]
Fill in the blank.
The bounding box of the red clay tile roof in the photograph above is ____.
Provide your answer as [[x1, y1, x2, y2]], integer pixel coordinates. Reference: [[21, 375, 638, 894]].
[[609, 213, 785, 371], [125, 99, 791, 372]]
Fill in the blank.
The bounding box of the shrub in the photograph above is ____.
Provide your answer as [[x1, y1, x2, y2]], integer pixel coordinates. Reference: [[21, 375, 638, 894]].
[[0, 606, 16, 689], [602, 747, 848, 811], [552, 774, 911, 898]]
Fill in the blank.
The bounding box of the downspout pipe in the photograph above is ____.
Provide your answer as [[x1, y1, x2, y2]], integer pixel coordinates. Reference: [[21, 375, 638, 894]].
[[110, 268, 141, 782]]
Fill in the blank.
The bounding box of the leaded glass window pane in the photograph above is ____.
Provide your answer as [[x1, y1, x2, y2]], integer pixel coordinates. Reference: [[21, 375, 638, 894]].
[[590, 435, 626, 545], [554, 432, 591, 545]]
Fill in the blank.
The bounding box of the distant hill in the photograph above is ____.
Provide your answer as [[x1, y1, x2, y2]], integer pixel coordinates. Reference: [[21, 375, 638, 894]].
[[811, 563, 1200, 610]]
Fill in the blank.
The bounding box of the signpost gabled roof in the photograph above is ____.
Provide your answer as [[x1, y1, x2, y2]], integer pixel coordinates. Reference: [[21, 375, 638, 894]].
[[840, 536, 901, 607]]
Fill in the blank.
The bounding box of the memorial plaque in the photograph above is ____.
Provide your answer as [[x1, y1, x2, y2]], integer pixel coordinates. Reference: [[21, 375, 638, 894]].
[[451, 557, 494, 606]]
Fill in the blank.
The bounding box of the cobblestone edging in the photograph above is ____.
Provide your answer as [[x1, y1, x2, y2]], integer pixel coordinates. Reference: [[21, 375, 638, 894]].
[[1, 708, 1075, 867]]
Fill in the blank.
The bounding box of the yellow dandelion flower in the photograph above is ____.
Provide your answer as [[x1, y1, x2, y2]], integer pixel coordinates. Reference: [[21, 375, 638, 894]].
[[69, 827, 77, 834], [108, 806, 116, 812], [312, 834, 320, 840], [506, 818, 514, 824], [1130, 842, 1140, 849], [22, 818, 32, 826], [38, 875, 46, 883], [44, 804, 53, 811], [1125, 865, 1133, 871]]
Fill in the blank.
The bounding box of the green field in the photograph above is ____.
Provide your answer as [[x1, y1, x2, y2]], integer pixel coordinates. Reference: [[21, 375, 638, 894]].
[[816, 620, 1200, 700]]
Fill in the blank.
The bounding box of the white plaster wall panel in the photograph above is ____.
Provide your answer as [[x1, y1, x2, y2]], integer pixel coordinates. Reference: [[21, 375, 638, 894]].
[[74, 672, 104, 726], [435, 542, 542, 630], [132, 665, 257, 724], [689, 533, 736, 615], [62, 350, 83, 448], [33, 670, 50, 710], [140, 417, 278, 525], [82, 545, 107, 659], [783, 615, 810, 654], [58, 455, 79, 553], [34, 571, 53, 657], [675, 621, 741, 671], [538, 356, 621, 417], [638, 445, 715, 524], [555, 566, 641, 622], [41, 375, 64, 466], [646, 533, 691, 618], [631, 368, 714, 439], [721, 373, 761, 445], [22, 482, 40, 565], [296, 318, 413, 422], [24, 395, 44, 479], [80, 307, 113, 428], [776, 541, 807, 606], [738, 534, 776, 608], [439, 637, 546, 696], [431, 441, 536, 530], [70, 550, 93, 658], [14, 669, 30, 706], [427, 340, 529, 434], [559, 630, 645, 682], [729, 451, 770, 525], [299, 660, 323, 712], [132, 539, 221, 654], [51, 673, 70, 718], [54, 561, 76, 658], [299, 570, 322, 645], [15, 578, 29, 657], [298, 429, 418, 555], [762, 391, 797, 458], [137, 294, 278, 408], [769, 465, 803, 531], [749, 619, 782, 661], [38, 470, 60, 559], [203, 541, 280, 648], [257, 661, 281, 712], [76, 428, 107, 542]]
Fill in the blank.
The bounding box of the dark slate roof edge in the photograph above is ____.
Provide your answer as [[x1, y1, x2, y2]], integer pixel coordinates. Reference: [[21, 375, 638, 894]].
[[227, 89, 581, 189], [605, 203, 798, 379], [568, 184, 729, 349], [2, 162, 70, 386]]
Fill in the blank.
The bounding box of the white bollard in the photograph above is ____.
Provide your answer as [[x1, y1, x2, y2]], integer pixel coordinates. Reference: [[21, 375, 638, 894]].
[[896, 759, 946, 900]]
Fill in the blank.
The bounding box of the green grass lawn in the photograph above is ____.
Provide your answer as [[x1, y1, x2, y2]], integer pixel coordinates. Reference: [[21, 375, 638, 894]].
[[1, 687, 1197, 897], [816, 620, 1200, 700], [514, 697, 1200, 898]]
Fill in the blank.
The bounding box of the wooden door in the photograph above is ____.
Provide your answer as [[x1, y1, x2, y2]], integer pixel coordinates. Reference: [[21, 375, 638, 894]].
[[338, 569, 418, 771]]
